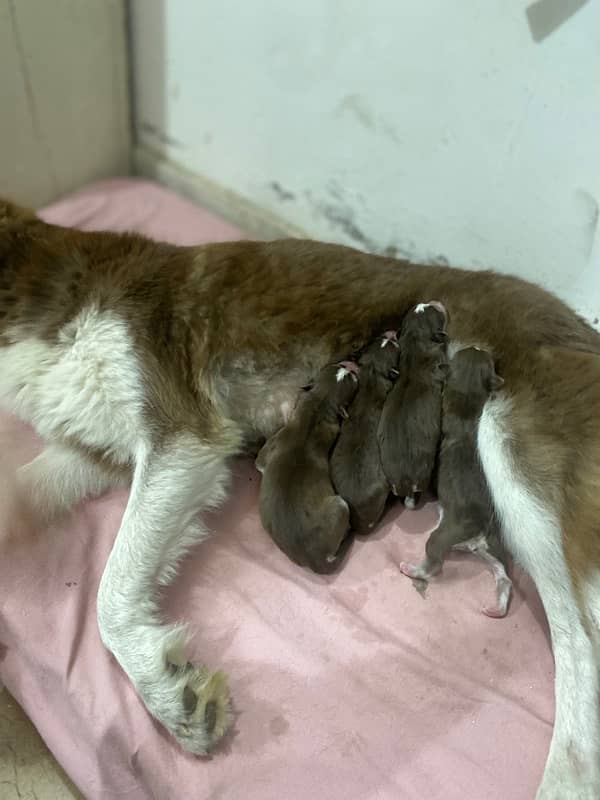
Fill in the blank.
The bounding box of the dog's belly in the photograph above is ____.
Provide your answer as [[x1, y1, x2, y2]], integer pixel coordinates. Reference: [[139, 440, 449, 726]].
[[0, 306, 144, 463], [212, 358, 320, 441]]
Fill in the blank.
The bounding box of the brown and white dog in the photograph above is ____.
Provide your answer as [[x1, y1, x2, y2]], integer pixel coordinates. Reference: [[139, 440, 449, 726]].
[[0, 199, 599, 799], [256, 361, 358, 572], [400, 346, 512, 618]]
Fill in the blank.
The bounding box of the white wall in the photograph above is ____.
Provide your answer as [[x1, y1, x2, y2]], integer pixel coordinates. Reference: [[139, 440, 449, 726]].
[[130, 0, 600, 323]]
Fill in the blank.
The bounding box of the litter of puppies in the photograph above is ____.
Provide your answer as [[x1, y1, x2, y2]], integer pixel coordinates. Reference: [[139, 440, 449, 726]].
[[255, 301, 510, 616]]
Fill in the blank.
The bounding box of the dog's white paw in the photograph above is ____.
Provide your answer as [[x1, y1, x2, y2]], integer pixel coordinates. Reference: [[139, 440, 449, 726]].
[[156, 650, 232, 754], [103, 623, 232, 755], [168, 663, 232, 754]]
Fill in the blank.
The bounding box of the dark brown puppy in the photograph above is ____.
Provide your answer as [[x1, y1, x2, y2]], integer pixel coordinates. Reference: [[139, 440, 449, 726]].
[[400, 346, 512, 617], [330, 331, 400, 532], [377, 302, 448, 508], [255, 361, 359, 573]]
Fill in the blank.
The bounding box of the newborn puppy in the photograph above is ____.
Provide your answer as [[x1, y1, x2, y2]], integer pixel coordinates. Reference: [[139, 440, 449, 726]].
[[378, 301, 448, 508], [400, 346, 512, 618], [330, 331, 400, 533], [256, 361, 359, 573]]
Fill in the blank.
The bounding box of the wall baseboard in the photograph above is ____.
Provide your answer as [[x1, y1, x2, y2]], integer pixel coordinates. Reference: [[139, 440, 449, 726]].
[[133, 145, 309, 240]]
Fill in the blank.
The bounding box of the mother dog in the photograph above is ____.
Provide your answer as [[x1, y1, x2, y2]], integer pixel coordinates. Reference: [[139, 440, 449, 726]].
[[0, 199, 598, 799]]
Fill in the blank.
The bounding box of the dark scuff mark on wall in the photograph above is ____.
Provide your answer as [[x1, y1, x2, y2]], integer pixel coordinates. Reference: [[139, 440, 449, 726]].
[[270, 181, 295, 202], [336, 93, 402, 146], [319, 202, 374, 250], [306, 189, 418, 262], [327, 179, 366, 207]]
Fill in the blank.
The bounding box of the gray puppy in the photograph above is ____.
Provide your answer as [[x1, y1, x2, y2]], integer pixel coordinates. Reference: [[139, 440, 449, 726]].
[[400, 346, 512, 617], [256, 361, 359, 573], [330, 331, 400, 533], [378, 301, 448, 508]]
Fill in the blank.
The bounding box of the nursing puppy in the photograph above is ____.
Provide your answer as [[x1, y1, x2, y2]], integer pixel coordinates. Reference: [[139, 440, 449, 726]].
[[400, 347, 512, 617], [378, 302, 448, 508], [255, 361, 358, 573], [330, 331, 399, 532]]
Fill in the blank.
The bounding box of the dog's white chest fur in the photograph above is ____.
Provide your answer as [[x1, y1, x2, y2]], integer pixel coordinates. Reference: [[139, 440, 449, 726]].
[[0, 306, 144, 463]]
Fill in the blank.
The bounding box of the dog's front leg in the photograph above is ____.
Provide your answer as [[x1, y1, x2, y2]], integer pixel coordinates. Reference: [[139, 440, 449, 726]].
[[96, 429, 236, 754]]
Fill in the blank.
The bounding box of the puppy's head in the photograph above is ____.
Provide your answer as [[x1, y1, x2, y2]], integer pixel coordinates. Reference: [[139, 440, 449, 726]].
[[312, 361, 359, 416], [358, 330, 400, 378], [447, 346, 504, 403], [402, 301, 448, 344]]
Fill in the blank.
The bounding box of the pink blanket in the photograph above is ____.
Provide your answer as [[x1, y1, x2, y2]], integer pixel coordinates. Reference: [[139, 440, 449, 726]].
[[0, 179, 554, 799]]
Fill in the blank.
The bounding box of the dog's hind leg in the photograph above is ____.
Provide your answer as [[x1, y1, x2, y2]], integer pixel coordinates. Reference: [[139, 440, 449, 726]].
[[17, 443, 129, 523], [96, 424, 241, 755], [479, 397, 600, 800]]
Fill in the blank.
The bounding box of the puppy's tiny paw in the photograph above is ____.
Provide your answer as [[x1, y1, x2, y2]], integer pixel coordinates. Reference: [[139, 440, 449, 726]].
[[481, 605, 507, 619], [400, 561, 425, 579]]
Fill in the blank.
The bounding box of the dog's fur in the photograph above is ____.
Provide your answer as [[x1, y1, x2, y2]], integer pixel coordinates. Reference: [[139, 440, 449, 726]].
[[330, 332, 399, 532], [1, 200, 599, 798], [255, 361, 358, 572], [378, 302, 448, 507], [400, 347, 512, 618]]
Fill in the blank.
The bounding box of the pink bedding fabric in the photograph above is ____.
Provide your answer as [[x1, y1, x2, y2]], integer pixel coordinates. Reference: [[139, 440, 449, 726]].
[[0, 179, 554, 799]]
